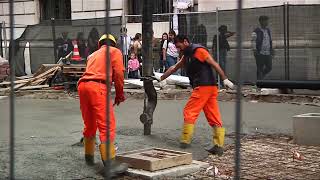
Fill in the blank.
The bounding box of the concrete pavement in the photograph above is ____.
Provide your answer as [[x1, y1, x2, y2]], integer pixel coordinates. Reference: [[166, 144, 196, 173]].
[[0, 98, 318, 179]]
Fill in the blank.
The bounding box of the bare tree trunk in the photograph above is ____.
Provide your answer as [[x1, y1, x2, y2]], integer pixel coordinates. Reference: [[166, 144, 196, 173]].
[[140, 0, 157, 135]]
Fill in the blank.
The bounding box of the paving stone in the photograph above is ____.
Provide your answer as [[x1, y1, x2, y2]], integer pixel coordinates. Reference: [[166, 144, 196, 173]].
[[126, 160, 209, 180]]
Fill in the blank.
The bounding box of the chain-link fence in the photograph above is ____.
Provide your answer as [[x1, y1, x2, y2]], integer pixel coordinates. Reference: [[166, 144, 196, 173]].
[[2, 4, 319, 82], [5, 17, 121, 76], [123, 4, 319, 83]]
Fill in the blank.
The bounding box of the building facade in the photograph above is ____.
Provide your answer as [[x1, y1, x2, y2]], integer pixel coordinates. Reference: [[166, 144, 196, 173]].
[[0, 0, 319, 39]]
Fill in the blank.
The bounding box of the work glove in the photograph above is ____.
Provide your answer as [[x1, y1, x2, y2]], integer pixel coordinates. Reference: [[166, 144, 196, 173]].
[[114, 95, 125, 106], [223, 79, 235, 89]]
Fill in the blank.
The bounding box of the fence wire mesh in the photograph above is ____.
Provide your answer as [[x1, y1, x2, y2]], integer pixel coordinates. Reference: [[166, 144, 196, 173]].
[[3, 5, 319, 82], [1, 3, 320, 180], [124, 5, 319, 83]]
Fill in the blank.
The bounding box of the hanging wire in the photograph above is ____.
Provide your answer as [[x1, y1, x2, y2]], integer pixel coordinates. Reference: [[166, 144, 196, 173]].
[[104, 0, 111, 179], [9, 0, 16, 179], [234, 0, 243, 179]]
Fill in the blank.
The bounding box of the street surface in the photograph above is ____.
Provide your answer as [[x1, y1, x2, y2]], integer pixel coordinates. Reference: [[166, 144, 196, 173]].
[[0, 98, 319, 179]]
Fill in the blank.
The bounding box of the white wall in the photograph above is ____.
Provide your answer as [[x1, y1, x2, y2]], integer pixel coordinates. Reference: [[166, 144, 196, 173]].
[[198, 0, 320, 11], [0, 0, 39, 39], [71, 0, 124, 20], [126, 22, 170, 38]]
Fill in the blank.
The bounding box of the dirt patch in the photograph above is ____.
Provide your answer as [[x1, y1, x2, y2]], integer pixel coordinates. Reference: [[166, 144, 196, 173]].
[[187, 134, 320, 179]]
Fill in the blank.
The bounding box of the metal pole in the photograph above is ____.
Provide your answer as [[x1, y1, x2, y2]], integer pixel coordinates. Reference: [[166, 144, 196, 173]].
[[0, 22, 3, 57], [9, 0, 16, 179], [216, 7, 220, 88], [3, 22, 8, 59], [286, 3, 290, 80], [51, 18, 57, 62], [234, 0, 243, 179], [169, 0, 172, 29], [283, 3, 287, 80], [140, 0, 157, 135], [122, 0, 128, 79], [104, 0, 111, 179]]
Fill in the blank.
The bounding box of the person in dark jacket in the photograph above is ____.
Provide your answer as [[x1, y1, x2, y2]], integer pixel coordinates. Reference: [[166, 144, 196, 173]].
[[212, 25, 235, 86], [76, 32, 87, 59], [87, 28, 100, 55], [55, 32, 73, 60], [252, 16, 275, 80]]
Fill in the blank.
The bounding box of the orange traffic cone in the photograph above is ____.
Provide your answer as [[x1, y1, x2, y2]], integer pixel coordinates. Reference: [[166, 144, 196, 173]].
[[71, 40, 82, 61]]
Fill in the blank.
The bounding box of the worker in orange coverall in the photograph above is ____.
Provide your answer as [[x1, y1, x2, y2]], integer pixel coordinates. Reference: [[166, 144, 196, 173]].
[[78, 34, 128, 175], [160, 35, 235, 156]]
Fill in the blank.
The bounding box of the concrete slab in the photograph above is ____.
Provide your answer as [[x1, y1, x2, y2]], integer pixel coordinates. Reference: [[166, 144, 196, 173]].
[[0, 96, 7, 100], [116, 148, 193, 171], [293, 113, 320, 146], [126, 160, 209, 180]]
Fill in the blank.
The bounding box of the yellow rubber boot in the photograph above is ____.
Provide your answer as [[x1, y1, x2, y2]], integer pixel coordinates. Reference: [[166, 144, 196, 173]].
[[180, 123, 195, 149], [99, 143, 128, 177], [207, 127, 225, 156], [99, 142, 116, 161], [84, 137, 95, 166]]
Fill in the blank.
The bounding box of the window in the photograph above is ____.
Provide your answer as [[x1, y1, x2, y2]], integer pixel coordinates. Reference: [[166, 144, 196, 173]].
[[40, 0, 71, 21], [127, 0, 171, 23]]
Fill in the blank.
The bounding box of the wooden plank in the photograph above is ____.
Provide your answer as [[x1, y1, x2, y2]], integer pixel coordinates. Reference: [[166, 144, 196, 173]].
[[0, 66, 59, 87], [33, 64, 61, 77], [16, 75, 34, 80], [116, 148, 192, 171], [0, 78, 35, 86], [19, 85, 49, 90]]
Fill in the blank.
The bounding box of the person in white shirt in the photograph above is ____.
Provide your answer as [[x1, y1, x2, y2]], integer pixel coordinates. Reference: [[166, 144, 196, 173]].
[[118, 27, 131, 65], [162, 30, 179, 73]]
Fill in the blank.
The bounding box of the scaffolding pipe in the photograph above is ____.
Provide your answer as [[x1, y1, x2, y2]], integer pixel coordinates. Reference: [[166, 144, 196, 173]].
[[257, 80, 320, 90], [104, 0, 111, 179]]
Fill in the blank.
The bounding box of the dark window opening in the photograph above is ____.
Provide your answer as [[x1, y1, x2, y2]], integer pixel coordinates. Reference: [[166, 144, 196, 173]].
[[127, 0, 170, 23], [40, 0, 71, 21]]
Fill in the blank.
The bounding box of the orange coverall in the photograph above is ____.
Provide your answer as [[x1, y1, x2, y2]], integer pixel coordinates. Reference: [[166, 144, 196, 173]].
[[78, 45, 125, 143], [183, 48, 222, 127]]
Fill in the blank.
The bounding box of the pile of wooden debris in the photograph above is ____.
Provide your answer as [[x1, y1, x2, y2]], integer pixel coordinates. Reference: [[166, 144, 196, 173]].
[[0, 64, 61, 92]]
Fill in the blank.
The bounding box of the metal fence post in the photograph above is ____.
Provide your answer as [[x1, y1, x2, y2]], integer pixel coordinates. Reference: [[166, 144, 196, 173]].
[[9, 0, 16, 179], [0, 22, 3, 57], [235, 0, 243, 179], [3, 22, 8, 59], [286, 3, 290, 80], [51, 18, 57, 62], [216, 7, 220, 89], [104, 0, 111, 179]]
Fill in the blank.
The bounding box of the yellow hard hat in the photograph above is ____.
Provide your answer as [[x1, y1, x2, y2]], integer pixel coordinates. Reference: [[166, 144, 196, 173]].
[[99, 34, 116, 44]]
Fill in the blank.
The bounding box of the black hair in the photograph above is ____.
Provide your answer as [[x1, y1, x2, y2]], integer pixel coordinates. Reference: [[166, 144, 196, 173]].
[[120, 27, 127, 33], [169, 29, 176, 37], [174, 34, 190, 44], [259, 16, 269, 23], [162, 32, 168, 40], [218, 25, 227, 33], [134, 33, 142, 40]]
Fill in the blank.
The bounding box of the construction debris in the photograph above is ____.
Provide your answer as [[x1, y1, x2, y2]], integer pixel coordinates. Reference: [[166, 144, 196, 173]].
[[0, 57, 9, 82], [0, 64, 60, 92]]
